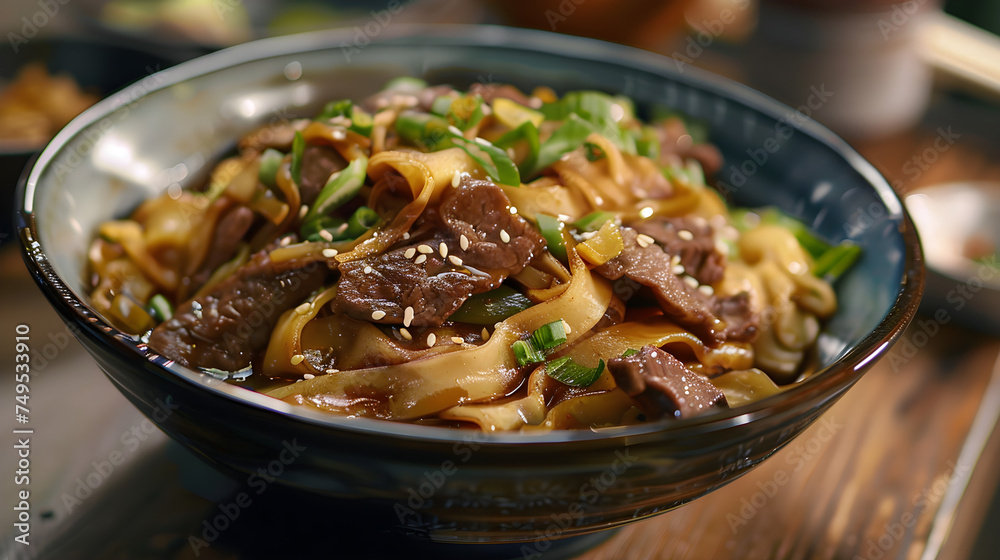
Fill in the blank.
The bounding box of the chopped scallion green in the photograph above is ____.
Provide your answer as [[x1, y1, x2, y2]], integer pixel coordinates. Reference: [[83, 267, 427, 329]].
[[545, 357, 605, 387]]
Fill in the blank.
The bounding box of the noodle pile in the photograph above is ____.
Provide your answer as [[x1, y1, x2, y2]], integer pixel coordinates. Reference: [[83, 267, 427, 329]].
[[86, 79, 859, 431]]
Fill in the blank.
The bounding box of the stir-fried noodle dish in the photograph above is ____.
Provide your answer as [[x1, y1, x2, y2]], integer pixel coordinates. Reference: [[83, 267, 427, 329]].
[[87, 79, 861, 431]]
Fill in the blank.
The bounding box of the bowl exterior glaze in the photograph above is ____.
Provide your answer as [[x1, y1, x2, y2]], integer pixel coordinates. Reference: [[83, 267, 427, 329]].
[[17, 26, 923, 543]]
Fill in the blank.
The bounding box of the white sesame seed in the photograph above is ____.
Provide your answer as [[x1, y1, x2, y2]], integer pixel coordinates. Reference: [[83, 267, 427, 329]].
[[325, 368, 339, 374], [448, 125, 463, 136], [295, 302, 312, 315], [500, 229, 511, 243], [333, 129, 347, 141], [636, 234, 655, 248], [684, 275, 699, 288], [449, 255, 463, 266], [322, 248, 338, 258], [404, 248, 417, 259], [678, 229, 694, 241], [427, 333, 437, 347], [364, 266, 373, 274], [319, 230, 334, 242], [460, 234, 470, 251], [672, 264, 686, 275], [557, 214, 573, 222], [299, 205, 309, 219], [439, 242, 448, 258], [418, 244, 433, 254], [303, 373, 315, 380], [639, 206, 654, 218], [403, 306, 414, 327], [474, 137, 490, 146], [400, 327, 413, 340], [699, 285, 715, 296], [693, 216, 707, 229], [414, 254, 427, 264], [481, 327, 490, 341], [451, 172, 462, 187], [280, 236, 292, 247], [562, 319, 572, 334], [451, 336, 465, 344], [509, 206, 518, 214], [402, 232, 410, 240], [290, 354, 305, 366], [371, 310, 386, 320]]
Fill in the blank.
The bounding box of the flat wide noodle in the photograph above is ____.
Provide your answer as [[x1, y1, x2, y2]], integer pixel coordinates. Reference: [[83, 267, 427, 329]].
[[334, 148, 485, 263], [266, 250, 613, 419]]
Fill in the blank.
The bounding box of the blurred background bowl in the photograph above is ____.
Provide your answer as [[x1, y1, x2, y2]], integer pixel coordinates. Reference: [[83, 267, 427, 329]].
[[0, 35, 174, 242], [16, 25, 922, 543]]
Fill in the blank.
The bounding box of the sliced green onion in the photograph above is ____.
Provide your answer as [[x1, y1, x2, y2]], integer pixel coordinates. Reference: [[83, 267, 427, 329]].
[[431, 94, 455, 116], [395, 111, 519, 186], [545, 357, 605, 388], [290, 131, 305, 185], [302, 216, 350, 243], [494, 120, 540, 175], [535, 213, 567, 261], [349, 108, 374, 137], [449, 286, 534, 325], [584, 141, 605, 161], [635, 126, 661, 160], [452, 136, 520, 187], [530, 320, 567, 352], [541, 91, 634, 154], [258, 148, 284, 189], [346, 206, 379, 238], [813, 242, 862, 281], [302, 155, 369, 224], [621, 348, 639, 358], [446, 94, 484, 131], [317, 99, 353, 121], [513, 340, 545, 367], [147, 294, 173, 322], [382, 76, 427, 93], [573, 211, 616, 233], [531, 113, 595, 175]]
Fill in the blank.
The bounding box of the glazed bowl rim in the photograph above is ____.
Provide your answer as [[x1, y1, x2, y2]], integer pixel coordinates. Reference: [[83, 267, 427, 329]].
[[17, 24, 924, 445]]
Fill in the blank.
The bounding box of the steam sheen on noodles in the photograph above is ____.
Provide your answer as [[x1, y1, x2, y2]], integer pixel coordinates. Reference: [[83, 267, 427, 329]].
[[86, 78, 860, 431]]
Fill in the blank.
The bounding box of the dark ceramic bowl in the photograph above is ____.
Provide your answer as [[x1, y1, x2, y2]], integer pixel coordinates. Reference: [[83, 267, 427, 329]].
[[17, 25, 923, 544]]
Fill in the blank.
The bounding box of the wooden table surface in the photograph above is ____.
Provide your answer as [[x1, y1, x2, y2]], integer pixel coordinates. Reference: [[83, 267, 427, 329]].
[[2, 80, 1000, 560]]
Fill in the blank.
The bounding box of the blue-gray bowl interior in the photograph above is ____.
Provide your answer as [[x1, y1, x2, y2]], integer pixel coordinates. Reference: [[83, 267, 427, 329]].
[[16, 24, 922, 542]]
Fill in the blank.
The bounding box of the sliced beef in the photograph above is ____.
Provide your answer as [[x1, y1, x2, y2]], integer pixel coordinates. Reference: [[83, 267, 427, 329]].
[[333, 176, 546, 326], [149, 249, 328, 371], [608, 345, 727, 419], [596, 228, 723, 344], [299, 145, 347, 206], [188, 205, 255, 291], [631, 216, 724, 285], [712, 292, 759, 343]]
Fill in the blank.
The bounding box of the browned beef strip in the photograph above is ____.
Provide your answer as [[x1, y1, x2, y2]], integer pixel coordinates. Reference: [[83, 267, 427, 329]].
[[596, 228, 724, 344], [712, 292, 759, 343], [630, 216, 724, 285], [332, 176, 546, 326], [187, 205, 255, 291], [299, 145, 347, 206], [608, 345, 727, 419], [149, 250, 328, 371]]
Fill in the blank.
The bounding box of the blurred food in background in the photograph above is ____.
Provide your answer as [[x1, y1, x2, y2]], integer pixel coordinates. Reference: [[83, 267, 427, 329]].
[[98, 0, 254, 45], [0, 63, 98, 147]]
